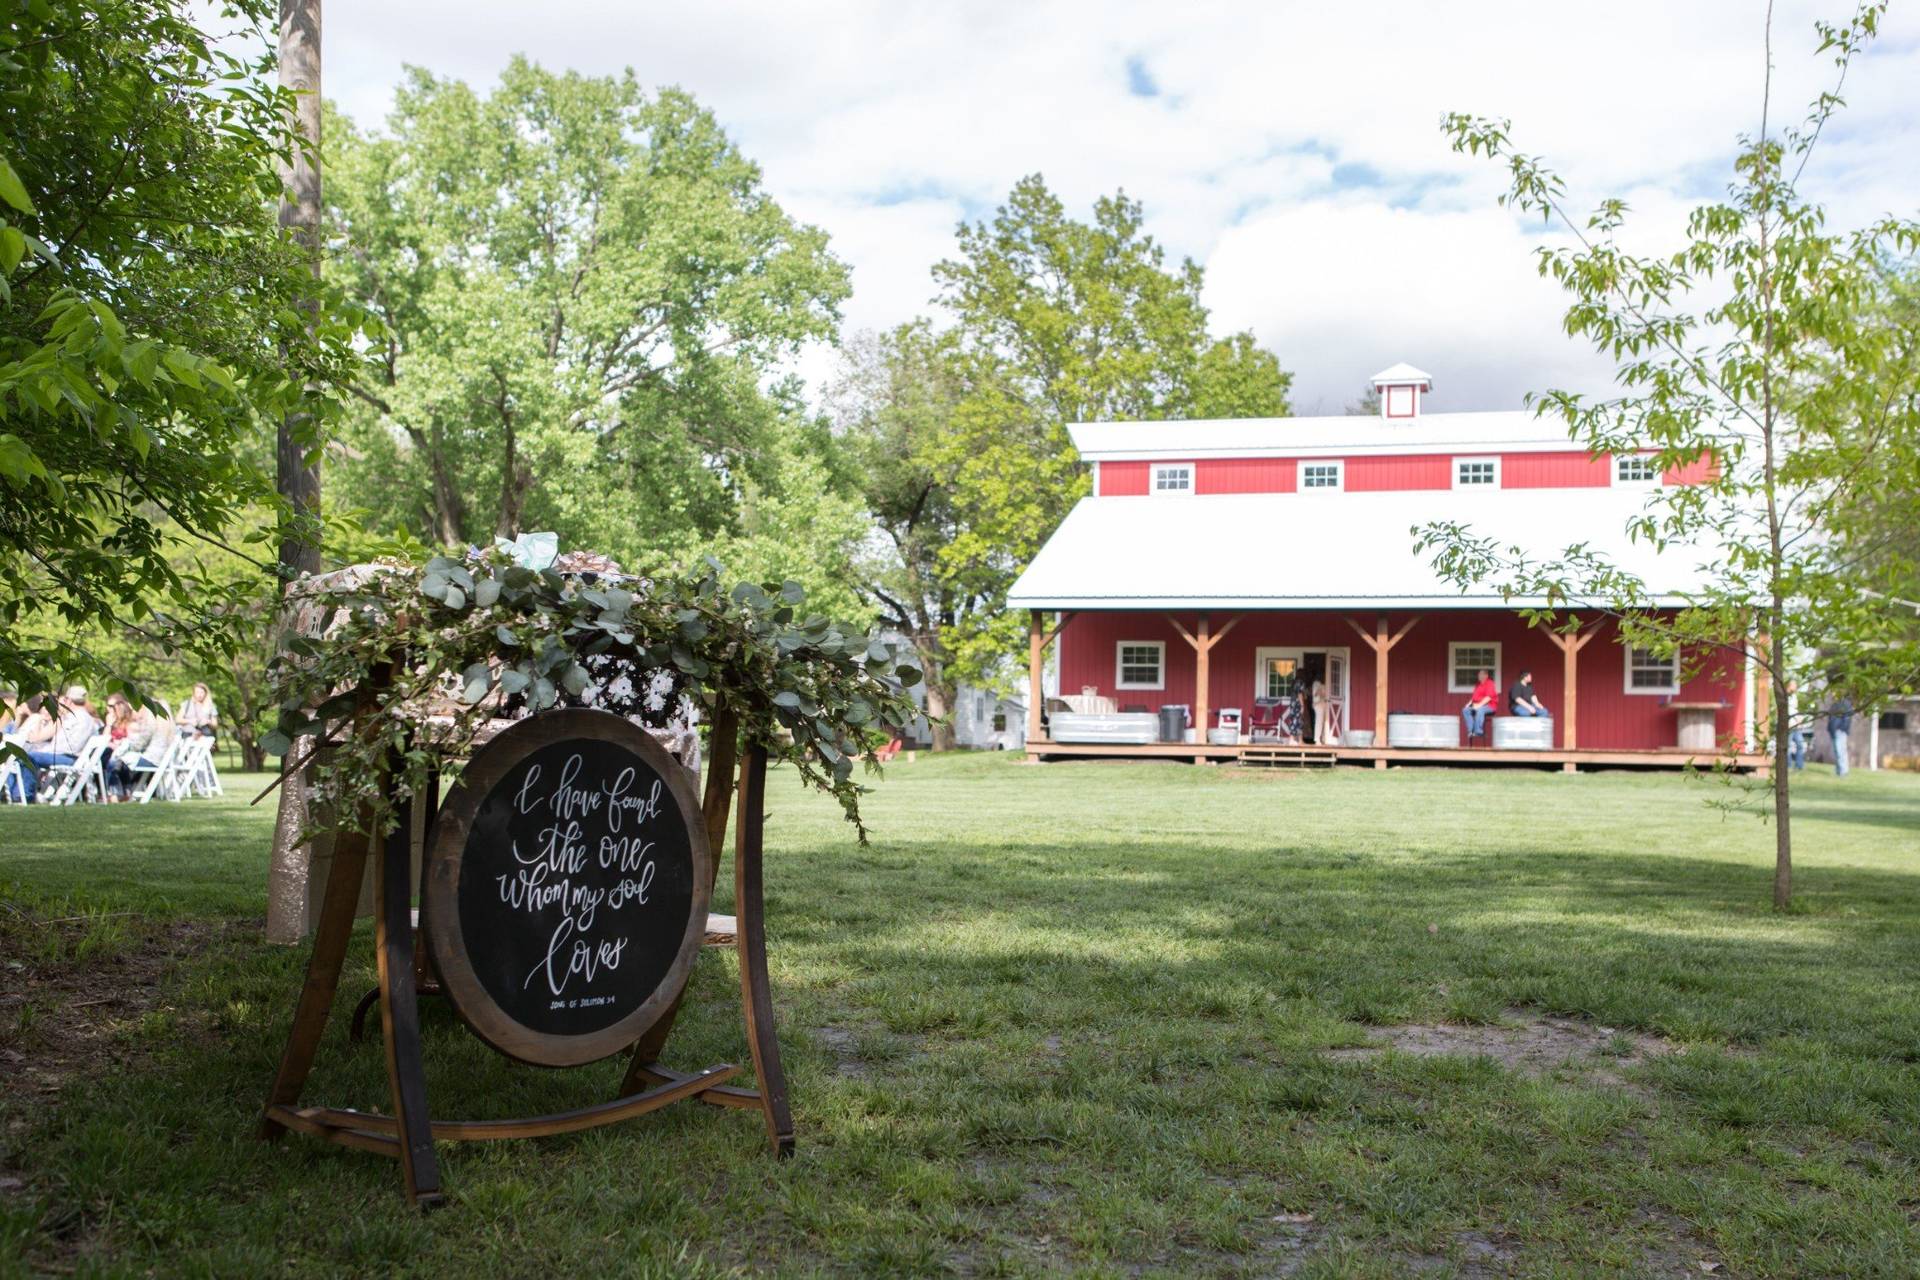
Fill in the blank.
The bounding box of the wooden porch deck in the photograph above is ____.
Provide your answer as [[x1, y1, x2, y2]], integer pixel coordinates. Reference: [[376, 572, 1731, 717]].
[[1023, 738, 1769, 774]]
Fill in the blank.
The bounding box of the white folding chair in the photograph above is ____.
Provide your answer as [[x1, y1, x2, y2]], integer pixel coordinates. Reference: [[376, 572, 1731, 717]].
[[177, 735, 222, 798], [43, 734, 111, 805], [129, 736, 181, 804], [195, 739, 224, 797], [157, 736, 200, 802]]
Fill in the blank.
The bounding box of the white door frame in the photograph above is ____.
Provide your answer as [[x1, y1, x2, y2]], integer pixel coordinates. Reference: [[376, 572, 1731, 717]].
[[1252, 646, 1352, 706]]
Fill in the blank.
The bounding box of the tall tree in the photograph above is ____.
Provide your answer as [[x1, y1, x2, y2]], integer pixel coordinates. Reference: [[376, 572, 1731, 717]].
[[1825, 268, 1920, 634], [0, 1, 358, 704], [276, 0, 323, 581], [836, 178, 1291, 744], [1422, 2, 1920, 908], [326, 61, 850, 572], [829, 324, 979, 748]]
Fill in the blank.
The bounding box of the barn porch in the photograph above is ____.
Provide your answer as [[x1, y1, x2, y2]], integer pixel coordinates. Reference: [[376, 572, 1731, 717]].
[[1020, 607, 1771, 774], [1019, 737, 1769, 774]]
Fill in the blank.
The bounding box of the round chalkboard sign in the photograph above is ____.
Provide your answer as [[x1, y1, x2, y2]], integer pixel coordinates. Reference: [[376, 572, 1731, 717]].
[[424, 709, 711, 1068]]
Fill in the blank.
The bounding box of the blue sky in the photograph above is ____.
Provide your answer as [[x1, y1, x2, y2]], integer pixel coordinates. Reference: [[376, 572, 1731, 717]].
[[318, 0, 1920, 415]]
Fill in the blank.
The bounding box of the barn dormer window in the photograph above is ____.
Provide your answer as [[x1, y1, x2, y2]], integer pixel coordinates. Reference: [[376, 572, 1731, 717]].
[[1454, 457, 1499, 488], [1152, 464, 1194, 495], [1615, 455, 1659, 486], [1301, 461, 1343, 491]]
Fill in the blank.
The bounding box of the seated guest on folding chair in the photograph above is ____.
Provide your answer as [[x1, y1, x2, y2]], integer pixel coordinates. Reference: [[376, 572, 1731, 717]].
[[1507, 669, 1549, 718], [102, 693, 161, 802], [16, 694, 53, 748], [2, 692, 28, 801], [23, 686, 100, 803], [1462, 668, 1498, 741], [5, 694, 49, 801], [178, 682, 219, 741]]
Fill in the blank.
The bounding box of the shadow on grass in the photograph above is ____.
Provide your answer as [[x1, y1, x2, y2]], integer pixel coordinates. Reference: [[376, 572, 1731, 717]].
[[775, 840, 1920, 1058]]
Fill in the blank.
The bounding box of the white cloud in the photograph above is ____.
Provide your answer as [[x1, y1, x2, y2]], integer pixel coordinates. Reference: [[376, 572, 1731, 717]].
[[315, 0, 1920, 413]]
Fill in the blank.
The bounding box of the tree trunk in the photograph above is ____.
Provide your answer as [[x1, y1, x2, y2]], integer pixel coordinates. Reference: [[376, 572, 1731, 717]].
[[1771, 633, 1793, 910], [240, 736, 267, 773], [923, 677, 958, 752], [496, 377, 525, 538], [275, 0, 323, 581], [406, 425, 466, 546]]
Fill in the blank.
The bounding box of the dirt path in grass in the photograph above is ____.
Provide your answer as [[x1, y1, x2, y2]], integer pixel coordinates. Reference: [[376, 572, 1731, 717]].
[[1328, 1007, 1680, 1089], [0, 907, 242, 1175]]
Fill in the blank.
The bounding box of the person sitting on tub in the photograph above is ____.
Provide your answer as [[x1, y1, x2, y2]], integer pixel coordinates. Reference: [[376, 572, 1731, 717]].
[[1507, 669, 1549, 719], [1462, 668, 1498, 740]]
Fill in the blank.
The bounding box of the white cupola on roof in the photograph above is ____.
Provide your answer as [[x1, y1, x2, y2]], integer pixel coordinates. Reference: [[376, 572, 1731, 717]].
[[1370, 362, 1432, 420]]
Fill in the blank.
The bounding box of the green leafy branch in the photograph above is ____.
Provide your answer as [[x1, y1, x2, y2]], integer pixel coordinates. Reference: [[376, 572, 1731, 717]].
[[265, 549, 924, 841]]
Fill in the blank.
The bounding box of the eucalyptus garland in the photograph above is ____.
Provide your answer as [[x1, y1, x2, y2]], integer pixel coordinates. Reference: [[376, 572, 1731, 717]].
[[265, 550, 924, 840]]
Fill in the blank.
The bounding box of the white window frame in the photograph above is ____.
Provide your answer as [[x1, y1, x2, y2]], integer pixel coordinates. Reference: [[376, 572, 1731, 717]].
[[1115, 640, 1166, 691], [1151, 462, 1194, 496], [1615, 454, 1660, 487], [1623, 643, 1680, 695], [1300, 460, 1343, 492], [1453, 456, 1500, 489], [1447, 641, 1502, 694]]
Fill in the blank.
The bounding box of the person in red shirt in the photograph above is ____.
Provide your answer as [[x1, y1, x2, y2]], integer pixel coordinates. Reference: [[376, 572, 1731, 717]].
[[1462, 668, 1498, 740]]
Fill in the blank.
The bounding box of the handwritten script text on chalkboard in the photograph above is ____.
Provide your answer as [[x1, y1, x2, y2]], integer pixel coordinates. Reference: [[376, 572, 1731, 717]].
[[452, 736, 696, 1042]]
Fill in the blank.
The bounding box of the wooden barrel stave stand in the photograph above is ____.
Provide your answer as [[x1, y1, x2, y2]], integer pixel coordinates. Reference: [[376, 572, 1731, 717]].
[[259, 706, 793, 1209]]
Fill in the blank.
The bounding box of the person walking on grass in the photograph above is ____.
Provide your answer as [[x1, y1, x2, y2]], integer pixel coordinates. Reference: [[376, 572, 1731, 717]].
[[1507, 669, 1549, 718], [1462, 668, 1498, 741], [1784, 680, 1806, 772], [1829, 693, 1854, 778]]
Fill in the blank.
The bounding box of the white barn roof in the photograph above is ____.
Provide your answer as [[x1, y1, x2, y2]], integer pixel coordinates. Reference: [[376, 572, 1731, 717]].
[[1005, 487, 1714, 611]]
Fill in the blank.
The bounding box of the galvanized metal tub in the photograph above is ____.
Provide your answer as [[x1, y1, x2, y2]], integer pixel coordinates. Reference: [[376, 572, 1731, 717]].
[[1491, 716, 1554, 750], [1343, 729, 1376, 747], [1386, 713, 1461, 749], [1049, 711, 1160, 745]]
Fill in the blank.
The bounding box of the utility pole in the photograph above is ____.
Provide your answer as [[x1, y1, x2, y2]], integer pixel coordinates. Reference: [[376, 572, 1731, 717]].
[[276, 0, 323, 581]]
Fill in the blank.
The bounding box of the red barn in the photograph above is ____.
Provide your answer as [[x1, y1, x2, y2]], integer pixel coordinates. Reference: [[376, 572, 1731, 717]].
[[1008, 364, 1767, 771]]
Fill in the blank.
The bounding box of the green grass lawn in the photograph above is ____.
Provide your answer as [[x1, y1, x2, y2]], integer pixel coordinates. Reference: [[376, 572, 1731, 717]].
[[4, 756, 1920, 1277]]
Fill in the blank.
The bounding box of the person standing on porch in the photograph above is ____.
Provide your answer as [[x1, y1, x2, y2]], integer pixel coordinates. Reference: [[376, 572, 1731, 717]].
[[1310, 677, 1330, 746], [1462, 668, 1497, 741], [1508, 669, 1549, 718]]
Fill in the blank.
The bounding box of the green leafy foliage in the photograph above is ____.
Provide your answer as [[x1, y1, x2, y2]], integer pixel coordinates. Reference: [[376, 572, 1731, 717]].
[[324, 61, 855, 595], [267, 551, 921, 839], [835, 178, 1292, 738], [0, 0, 366, 701], [1422, 2, 1920, 906]]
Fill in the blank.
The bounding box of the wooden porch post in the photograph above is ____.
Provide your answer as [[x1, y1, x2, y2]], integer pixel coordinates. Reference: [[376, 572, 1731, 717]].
[[1373, 615, 1389, 745], [1545, 617, 1601, 768], [1563, 638, 1578, 754], [1344, 615, 1420, 767], [1027, 610, 1044, 746], [1165, 613, 1240, 762], [1194, 613, 1211, 756]]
